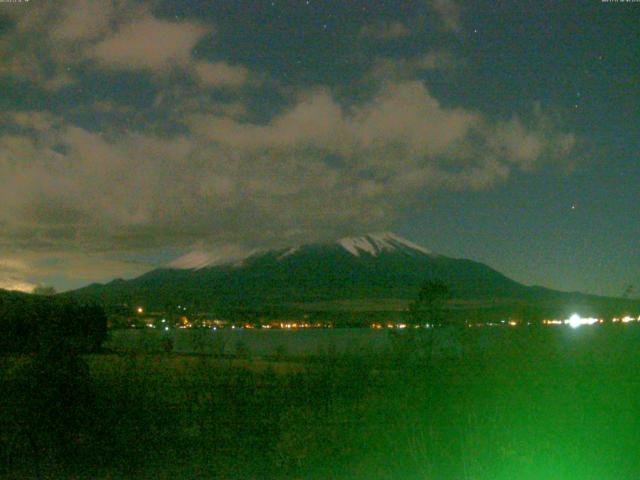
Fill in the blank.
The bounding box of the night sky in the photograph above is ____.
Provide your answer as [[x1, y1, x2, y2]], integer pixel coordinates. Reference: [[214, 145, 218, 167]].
[[0, 0, 637, 296]]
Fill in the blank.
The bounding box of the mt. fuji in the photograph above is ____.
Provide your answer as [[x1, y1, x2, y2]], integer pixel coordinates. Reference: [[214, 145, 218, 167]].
[[68, 233, 639, 320]]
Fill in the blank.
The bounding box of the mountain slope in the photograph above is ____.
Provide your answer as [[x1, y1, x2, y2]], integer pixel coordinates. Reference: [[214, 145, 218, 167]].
[[67, 233, 640, 319]]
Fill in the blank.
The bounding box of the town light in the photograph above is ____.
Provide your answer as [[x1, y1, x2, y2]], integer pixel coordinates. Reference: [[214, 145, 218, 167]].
[[565, 313, 599, 329]]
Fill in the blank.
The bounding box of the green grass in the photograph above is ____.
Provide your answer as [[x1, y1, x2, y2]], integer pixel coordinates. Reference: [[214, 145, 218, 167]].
[[2, 325, 640, 479]]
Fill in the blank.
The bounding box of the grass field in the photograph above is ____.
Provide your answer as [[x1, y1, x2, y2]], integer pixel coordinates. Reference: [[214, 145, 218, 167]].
[[2, 325, 640, 479]]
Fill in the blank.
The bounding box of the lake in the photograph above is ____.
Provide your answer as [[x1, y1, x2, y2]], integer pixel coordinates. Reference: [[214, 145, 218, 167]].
[[104, 323, 640, 359]]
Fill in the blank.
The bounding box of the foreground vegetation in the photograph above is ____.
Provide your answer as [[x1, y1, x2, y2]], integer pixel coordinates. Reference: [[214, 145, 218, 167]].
[[2, 325, 640, 479], [0, 293, 107, 354]]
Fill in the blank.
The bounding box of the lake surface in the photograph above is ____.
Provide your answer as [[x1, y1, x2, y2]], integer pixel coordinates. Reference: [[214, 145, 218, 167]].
[[106, 328, 393, 356], [105, 324, 640, 358]]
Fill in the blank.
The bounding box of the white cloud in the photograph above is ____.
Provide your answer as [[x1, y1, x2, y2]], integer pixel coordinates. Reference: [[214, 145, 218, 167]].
[[0, 79, 576, 260], [0, 0, 138, 85], [0, 250, 151, 292], [0, 258, 36, 293], [2, 111, 60, 131], [194, 61, 249, 87], [351, 81, 478, 156], [168, 245, 258, 269], [92, 15, 211, 70], [50, 0, 116, 41], [0, 0, 256, 96], [189, 82, 479, 160], [0, 258, 29, 272], [0, 278, 38, 293]]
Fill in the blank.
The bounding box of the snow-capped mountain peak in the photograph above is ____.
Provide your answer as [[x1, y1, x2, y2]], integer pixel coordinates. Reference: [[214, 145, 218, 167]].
[[168, 232, 430, 270], [168, 245, 260, 270], [337, 232, 431, 257]]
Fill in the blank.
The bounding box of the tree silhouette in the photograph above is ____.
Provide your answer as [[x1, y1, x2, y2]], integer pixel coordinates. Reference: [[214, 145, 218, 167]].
[[622, 284, 635, 299], [408, 280, 451, 327], [32, 285, 57, 296], [0, 295, 107, 354]]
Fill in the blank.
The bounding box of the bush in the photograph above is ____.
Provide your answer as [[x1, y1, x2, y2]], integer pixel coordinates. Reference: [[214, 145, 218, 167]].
[[0, 296, 107, 354]]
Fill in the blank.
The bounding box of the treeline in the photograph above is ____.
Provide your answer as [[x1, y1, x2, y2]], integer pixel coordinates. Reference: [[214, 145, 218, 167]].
[[0, 291, 107, 353]]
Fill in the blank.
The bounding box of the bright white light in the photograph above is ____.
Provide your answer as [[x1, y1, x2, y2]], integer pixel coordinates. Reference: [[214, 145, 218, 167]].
[[565, 313, 599, 329], [164, 326, 169, 331], [621, 316, 634, 323], [567, 314, 582, 329]]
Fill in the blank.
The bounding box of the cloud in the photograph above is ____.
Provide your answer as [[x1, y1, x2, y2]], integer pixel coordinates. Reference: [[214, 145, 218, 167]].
[[0, 251, 150, 292], [0, 0, 267, 114], [0, 278, 37, 293], [49, 0, 116, 41], [168, 245, 258, 269], [0, 0, 257, 102], [0, 258, 37, 292], [0, 0, 133, 86], [188, 82, 479, 160], [92, 15, 211, 70], [194, 61, 249, 88], [0, 0, 220, 89], [0, 78, 575, 262], [428, 0, 461, 32]]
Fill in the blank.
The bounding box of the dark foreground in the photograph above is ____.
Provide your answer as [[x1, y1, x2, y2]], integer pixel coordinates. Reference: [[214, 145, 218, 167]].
[[2, 325, 640, 479]]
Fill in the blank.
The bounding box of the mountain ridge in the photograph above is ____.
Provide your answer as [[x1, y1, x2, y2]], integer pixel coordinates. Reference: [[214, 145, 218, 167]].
[[166, 232, 434, 270], [65, 232, 640, 321]]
